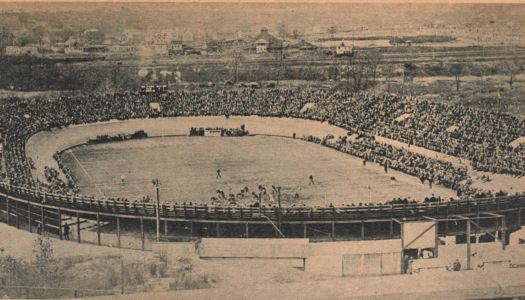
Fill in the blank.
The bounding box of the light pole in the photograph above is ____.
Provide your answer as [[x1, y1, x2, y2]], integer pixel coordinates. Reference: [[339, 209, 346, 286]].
[[152, 179, 160, 242]]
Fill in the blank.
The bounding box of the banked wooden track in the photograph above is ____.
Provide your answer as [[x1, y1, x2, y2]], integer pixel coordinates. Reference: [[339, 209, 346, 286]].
[[0, 182, 523, 246]]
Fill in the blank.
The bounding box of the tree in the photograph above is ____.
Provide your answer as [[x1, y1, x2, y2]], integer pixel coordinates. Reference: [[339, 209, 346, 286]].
[[228, 50, 245, 83], [450, 63, 467, 92], [31, 26, 47, 46], [327, 25, 337, 38], [341, 52, 368, 93], [499, 59, 523, 89], [0, 28, 15, 53], [277, 24, 289, 40], [403, 63, 418, 83], [326, 65, 340, 82], [382, 64, 397, 93], [365, 51, 382, 86], [292, 29, 299, 39]]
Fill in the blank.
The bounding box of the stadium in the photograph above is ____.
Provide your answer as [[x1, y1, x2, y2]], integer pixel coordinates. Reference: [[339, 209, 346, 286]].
[[1, 90, 525, 277]]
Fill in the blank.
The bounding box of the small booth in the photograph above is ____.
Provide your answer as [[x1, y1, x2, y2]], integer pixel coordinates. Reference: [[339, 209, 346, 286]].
[[204, 128, 222, 137]]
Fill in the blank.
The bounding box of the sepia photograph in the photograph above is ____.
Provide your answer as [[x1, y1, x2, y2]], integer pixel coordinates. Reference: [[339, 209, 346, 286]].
[[0, 1, 525, 299]]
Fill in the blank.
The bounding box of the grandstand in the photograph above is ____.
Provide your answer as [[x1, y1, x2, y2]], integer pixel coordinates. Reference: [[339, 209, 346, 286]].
[[0, 90, 524, 257]]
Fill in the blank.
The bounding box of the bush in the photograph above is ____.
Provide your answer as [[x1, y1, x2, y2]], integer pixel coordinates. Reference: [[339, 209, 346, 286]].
[[124, 262, 147, 286], [168, 257, 218, 291], [148, 262, 157, 277]]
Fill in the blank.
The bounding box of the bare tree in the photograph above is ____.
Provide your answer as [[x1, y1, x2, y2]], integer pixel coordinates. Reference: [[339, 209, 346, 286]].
[[382, 64, 396, 93], [365, 51, 381, 86], [499, 59, 522, 89], [343, 52, 368, 93], [327, 25, 337, 38], [403, 62, 417, 83], [450, 63, 467, 92], [228, 50, 245, 83]]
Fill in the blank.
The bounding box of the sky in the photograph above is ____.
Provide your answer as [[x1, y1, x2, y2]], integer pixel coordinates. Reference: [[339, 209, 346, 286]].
[[1, 3, 525, 32]]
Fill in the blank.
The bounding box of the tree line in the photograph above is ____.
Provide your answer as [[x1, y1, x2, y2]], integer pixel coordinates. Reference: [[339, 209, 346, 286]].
[[0, 54, 522, 95]]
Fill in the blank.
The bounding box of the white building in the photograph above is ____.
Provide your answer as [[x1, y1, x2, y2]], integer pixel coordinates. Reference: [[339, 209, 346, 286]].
[[168, 40, 182, 51], [335, 42, 353, 56], [255, 39, 268, 53]]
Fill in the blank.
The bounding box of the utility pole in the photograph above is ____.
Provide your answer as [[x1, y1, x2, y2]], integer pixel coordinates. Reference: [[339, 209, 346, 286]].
[[258, 191, 262, 216], [152, 179, 160, 242]]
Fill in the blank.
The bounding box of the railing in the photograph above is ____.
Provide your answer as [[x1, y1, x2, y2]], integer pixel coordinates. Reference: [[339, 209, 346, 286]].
[[1, 182, 524, 222]]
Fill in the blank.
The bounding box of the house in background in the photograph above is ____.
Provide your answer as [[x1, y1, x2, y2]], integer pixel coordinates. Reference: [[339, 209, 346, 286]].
[[83, 29, 105, 45], [255, 39, 268, 53], [288, 40, 317, 53], [335, 42, 353, 57], [251, 28, 283, 53]]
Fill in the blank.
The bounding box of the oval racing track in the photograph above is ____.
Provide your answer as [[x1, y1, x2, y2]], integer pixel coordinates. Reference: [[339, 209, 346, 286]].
[[12, 115, 524, 242]]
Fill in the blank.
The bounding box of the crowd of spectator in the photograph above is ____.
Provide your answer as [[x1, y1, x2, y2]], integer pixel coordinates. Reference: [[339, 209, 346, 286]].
[[376, 99, 525, 177], [305, 133, 475, 196], [0, 89, 523, 208]]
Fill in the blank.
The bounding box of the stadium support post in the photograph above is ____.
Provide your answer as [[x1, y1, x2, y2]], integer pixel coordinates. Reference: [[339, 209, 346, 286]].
[[435, 220, 439, 258], [361, 221, 365, 240], [97, 213, 101, 246], [58, 207, 62, 240], [15, 200, 19, 229], [216, 223, 220, 238], [245, 222, 249, 238], [165, 219, 168, 240], [277, 187, 282, 234], [400, 222, 405, 274], [76, 212, 81, 243], [41, 205, 45, 236], [390, 220, 393, 239], [303, 222, 307, 238], [5, 192, 9, 226], [140, 217, 145, 251], [27, 201, 31, 233], [120, 255, 124, 295], [501, 216, 506, 250], [117, 216, 121, 248], [467, 219, 471, 270]]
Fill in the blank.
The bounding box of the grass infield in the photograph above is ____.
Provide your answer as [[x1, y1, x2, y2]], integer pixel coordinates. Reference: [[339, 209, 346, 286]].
[[60, 135, 455, 206]]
